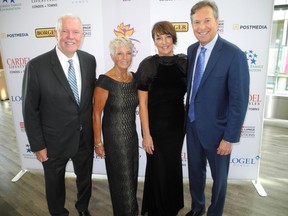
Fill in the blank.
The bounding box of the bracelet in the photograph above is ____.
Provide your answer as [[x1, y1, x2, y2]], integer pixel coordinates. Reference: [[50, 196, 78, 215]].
[[94, 142, 103, 148]]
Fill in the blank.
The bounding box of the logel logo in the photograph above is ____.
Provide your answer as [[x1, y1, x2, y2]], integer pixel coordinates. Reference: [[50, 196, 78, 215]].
[[231, 155, 260, 167], [11, 95, 22, 103], [114, 22, 140, 57]]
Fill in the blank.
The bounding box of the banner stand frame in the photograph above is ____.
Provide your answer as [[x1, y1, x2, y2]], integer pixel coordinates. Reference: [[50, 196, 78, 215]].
[[11, 169, 28, 183], [252, 179, 267, 197]]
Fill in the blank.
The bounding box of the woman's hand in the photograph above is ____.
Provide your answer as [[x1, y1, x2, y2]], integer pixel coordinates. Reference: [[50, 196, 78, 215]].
[[142, 135, 154, 155], [94, 144, 105, 158]]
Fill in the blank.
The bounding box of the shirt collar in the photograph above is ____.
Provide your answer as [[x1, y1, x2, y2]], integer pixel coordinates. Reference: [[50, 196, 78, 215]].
[[55, 46, 79, 66], [199, 34, 218, 51]]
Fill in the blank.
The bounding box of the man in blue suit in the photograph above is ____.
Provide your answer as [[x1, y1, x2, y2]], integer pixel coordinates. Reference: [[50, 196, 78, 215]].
[[185, 1, 249, 216]]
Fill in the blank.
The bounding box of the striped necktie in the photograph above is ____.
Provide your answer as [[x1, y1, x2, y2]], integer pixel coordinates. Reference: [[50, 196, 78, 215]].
[[68, 59, 80, 105]]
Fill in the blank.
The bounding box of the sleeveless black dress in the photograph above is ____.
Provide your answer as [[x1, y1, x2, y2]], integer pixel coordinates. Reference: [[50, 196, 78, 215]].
[[136, 54, 187, 216], [96, 74, 139, 216]]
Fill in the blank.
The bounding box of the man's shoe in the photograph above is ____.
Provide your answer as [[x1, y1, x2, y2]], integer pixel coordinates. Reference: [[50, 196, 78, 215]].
[[185, 209, 205, 216], [78, 209, 91, 216]]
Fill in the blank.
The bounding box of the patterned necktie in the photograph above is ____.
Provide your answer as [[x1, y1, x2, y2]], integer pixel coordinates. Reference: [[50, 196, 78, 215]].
[[188, 47, 207, 122], [68, 59, 80, 105]]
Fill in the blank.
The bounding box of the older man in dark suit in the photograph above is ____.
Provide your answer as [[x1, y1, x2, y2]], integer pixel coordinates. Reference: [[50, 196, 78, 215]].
[[22, 14, 96, 216], [185, 1, 250, 216]]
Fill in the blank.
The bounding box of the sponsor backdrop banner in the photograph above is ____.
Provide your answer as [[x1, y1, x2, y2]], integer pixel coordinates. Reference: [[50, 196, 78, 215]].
[[0, 0, 273, 182]]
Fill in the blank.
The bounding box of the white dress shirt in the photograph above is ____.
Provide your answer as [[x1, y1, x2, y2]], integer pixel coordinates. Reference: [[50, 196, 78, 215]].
[[56, 46, 82, 101]]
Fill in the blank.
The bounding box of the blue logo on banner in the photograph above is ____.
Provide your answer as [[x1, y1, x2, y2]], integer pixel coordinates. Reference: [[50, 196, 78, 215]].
[[2, 0, 15, 3], [231, 155, 260, 167], [26, 144, 32, 153], [245, 50, 257, 65], [244, 49, 264, 73]]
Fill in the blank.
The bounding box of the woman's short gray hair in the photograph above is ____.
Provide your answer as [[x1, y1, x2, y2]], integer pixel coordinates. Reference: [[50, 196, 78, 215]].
[[109, 36, 134, 56]]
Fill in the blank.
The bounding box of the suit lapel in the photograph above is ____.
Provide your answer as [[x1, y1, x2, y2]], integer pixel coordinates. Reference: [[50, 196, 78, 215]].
[[77, 51, 87, 108], [198, 37, 223, 91], [50, 49, 78, 105], [187, 44, 199, 101]]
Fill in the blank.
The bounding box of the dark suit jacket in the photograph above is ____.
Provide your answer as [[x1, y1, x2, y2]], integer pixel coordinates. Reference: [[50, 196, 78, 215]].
[[22, 48, 96, 158], [186, 36, 249, 148]]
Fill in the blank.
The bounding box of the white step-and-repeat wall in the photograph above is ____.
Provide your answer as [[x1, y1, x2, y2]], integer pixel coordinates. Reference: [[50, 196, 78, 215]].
[[0, 0, 273, 181]]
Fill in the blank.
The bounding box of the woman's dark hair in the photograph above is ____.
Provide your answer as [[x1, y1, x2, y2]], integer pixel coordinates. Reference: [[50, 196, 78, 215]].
[[151, 21, 177, 45]]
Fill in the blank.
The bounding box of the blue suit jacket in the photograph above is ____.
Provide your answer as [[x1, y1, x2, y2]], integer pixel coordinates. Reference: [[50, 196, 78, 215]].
[[186, 36, 249, 148]]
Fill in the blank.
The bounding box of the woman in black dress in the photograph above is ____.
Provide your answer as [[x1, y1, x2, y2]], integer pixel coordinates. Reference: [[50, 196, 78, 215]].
[[93, 36, 139, 216], [136, 21, 187, 215]]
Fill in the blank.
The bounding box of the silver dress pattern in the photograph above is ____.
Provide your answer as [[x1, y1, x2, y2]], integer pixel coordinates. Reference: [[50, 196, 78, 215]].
[[96, 74, 139, 216]]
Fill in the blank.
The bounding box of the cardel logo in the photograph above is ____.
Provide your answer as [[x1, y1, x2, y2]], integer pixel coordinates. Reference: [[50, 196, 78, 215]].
[[35, 28, 55, 38], [248, 94, 261, 111], [11, 95, 22, 103], [171, 22, 188, 32]]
